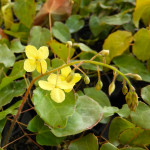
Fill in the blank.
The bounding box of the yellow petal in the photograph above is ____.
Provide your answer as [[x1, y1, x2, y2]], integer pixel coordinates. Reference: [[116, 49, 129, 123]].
[[25, 45, 38, 59], [24, 59, 36, 72], [37, 46, 49, 59], [36, 60, 47, 74], [70, 73, 81, 84], [48, 73, 61, 85], [58, 80, 74, 90], [61, 66, 71, 77], [64, 88, 72, 93], [38, 80, 54, 91], [50, 88, 65, 103]]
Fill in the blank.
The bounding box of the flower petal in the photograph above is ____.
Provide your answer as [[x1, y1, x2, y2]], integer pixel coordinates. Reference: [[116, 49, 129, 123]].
[[48, 73, 61, 85], [38, 80, 54, 91], [58, 80, 74, 90], [50, 88, 65, 103], [70, 73, 81, 84], [25, 45, 38, 59], [37, 46, 49, 59], [36, 60, 47, 74], [24, 59, 36, 72], [64, 88, 72, 93], [61, 66, 71, 77]]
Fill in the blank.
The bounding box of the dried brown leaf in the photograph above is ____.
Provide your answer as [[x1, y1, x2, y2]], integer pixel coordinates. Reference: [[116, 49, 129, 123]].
[[34, 0, 73, 25]]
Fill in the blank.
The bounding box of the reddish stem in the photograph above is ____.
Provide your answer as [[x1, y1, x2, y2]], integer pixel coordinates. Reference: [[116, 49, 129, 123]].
[[4, 74, 43, 146]]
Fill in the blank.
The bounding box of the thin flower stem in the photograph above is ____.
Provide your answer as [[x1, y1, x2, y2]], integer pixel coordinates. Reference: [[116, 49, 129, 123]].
[[7, 117, 27, 127], [4, 60, 132, 146], [17, 122, 44, 150], [2, 134, 35, 149], [67, 44, 71, 64], [72, 64, 86, 77], [97, 65, 100, 81], [49, 13, 53, 40]]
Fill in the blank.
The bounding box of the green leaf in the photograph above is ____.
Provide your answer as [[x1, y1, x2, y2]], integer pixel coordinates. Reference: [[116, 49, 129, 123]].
[[0, 44, 15, 67], [33, 88, 75, 128], [14, 0, 36, 27], [101, 13, 131, 25], [120, 147, 145, 150], [66, 15, 84, 33], [0, 100, 22, 120], [132, 28, 150, 61], [141, 85, 150, 105], [49, 40, 75, 62], [10, 39, 25, 53], [1, 2, 13, 29], [117, 104, 130, 118], [119, 127, 150, 146], [51, 95, 103, 137], [69, 133, 98, 150], [27, 115, 44, 132], [103, 30, 132, 63], [28, 116, 65, 146], [0, 80, 26, 108], [130, 102, 150, 129], [0, 118, 6, 144], [109, 117, 135, 146], [0, 64, 8, 83], [89, 15, 110, 37], [113, 54, 150, 82], [147, 59, 150, 72], [73, 43, 96, 53], [4, 30, 28, 41], [0, 60, 26, 90], [36, 125, 65, 146], [28, 26, 51, 49], [100, 143, 118, 150], [133, 0, 150, 28], [51, 58, 65, 69], [52, 22, 71, 43], [84, 87, 111, 107], [103, 106, 119, 118]]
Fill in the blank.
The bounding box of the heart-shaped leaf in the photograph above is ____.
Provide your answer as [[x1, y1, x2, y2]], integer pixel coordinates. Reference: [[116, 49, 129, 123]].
[[109, 117, 135, 146], [51, 95, 103, 137], [32, 88, 75, 128], [69, 133, 98, 150], [103, 30, 132, 63], [28, 115, 65, 146], [130, 102, 150, 129]]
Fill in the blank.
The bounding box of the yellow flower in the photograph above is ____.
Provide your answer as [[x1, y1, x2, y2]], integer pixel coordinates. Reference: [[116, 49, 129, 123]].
[[38, 66, 81, 103], [60, 66, 81, 93], [39, 73, 72, 103], [24, 45, 49, 73]]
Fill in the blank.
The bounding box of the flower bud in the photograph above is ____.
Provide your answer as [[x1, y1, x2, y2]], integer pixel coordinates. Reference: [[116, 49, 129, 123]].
[[95, 80, 103, 91], [126, 73, 142, 81], [84, 75, 90, 84], [122, 85, 128, 95], [108, 81, 115, 95], [66, 71, 74, 82], [132, 92, 138, 106], [100, 49, 109, 56], [133, 74, 142, 81], [125, 92, 132, 107], [66, 41, 72, 47]]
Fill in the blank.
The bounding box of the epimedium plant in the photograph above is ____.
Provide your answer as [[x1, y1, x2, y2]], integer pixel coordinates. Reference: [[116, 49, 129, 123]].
[[1, 0, 150, 150]]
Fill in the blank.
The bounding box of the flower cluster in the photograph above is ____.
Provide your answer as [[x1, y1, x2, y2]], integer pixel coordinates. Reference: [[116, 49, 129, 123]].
[[24, 45, 49, 74], [38, 66, 81, 103], [24, 45, 81, 103]]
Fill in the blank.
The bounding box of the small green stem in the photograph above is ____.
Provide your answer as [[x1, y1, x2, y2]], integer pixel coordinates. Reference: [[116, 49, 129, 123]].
[[4, 60, 132, 147]]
